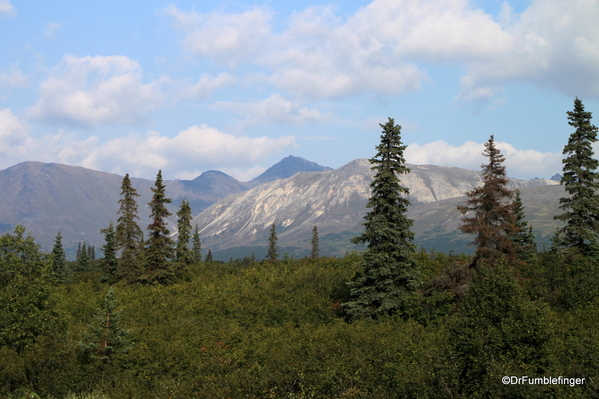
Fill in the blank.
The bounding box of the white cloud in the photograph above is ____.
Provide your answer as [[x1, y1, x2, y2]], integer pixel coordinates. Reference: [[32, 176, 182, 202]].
[[0, 0, 14, 16], [405, 139, 562, 179], [164, 6, 273, 67], [28, 55, 164, 128], [460, 0, 599, 100], [178, 73, 236, 99], [44, 21, 63, 39], [211, 94, 333, 128], [166, 0, 599, 101], [0, 67, 28, 89], [0, 118, 297, 180], [73, 125, 297, 180], [0, 109, 33, 157]]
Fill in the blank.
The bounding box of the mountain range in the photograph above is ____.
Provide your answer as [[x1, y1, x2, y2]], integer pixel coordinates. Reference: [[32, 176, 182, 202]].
[[0, 156, 562, 259]]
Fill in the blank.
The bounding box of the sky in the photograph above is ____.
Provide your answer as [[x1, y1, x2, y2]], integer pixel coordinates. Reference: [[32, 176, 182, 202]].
[[0, 0, 598, 182]]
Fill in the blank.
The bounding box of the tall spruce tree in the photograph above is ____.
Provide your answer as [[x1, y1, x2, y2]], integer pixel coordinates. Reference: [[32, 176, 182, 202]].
[[509, 190, 537, 262], [343, 118, 419, 320], [267, 223, 278, 262], [175, 199, 193, 266], [116, 174, 143, 281], [554, 98, 599, 254], [191, 224, 202, 263], [101, 222, 119, 283], [51, 231, 68, 283], [77, 241, 90, 272], [311, 225, 320, 259], [458, 135, 517, 265], [145, 170, 174, 284]]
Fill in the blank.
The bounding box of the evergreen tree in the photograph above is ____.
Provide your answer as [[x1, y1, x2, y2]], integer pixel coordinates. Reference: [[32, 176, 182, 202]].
[[267, 223, 278, 262], [311, 225, 320, 259], [175, 199, 193, 266], [101, 222, 119, 283], [554, 98, 599, 254], [77, 241, 90, 272], [344, 118, 419, 320], [88, 245, 95, 261], [145, 170, 174, 284], [205, 249, 213, 263], [191, 224, 202, 263], [116, 173, 144, 281], [76, 242, 82, 261], [509, 190, 537, 262], [79, 288, 132, 364], [51, 231, 68, 283], [458, 135, 517, 265]]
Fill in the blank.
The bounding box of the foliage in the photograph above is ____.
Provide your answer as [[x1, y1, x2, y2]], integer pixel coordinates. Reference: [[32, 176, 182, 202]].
[[554, 98, 599, 255], [450, 262, 553, 398], [145, 170, 174, 285], [311, 225, 319, 259], [100, 222, 118, 284], [267, 223, 278, 262], [191, 224, 202, 263], [458, 135, 517, 265], [509, 190, 537, 263], [115, 173, 144, 282], [175, 199, 193, 267], [79, 288, 132, 364], [0, 226, 61, 354], [51, 231, 69, 284], [344, 118, 419, 320]]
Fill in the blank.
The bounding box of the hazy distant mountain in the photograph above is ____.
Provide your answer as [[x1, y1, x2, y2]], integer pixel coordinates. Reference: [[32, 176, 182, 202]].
[[248, 155, 333, 187], [193, 159, 560, 258], [0, 157, 332, 256]]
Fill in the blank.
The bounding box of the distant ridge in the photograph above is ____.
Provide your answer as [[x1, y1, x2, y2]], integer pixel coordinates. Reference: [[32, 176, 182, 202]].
[[248, 156, 333, 187], [0, 156, 332, 257]]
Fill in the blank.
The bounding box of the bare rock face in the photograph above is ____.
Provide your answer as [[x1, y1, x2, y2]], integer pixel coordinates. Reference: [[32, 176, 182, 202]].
[[193, 159, 559, 252]]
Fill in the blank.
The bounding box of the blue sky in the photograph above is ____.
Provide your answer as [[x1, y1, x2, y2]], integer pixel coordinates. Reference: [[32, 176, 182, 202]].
[[1, 0, 598, 181]]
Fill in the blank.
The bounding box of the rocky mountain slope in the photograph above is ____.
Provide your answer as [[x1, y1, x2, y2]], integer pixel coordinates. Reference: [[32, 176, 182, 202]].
[[0, 156, 330, 255], [193, 159, 560, 257]]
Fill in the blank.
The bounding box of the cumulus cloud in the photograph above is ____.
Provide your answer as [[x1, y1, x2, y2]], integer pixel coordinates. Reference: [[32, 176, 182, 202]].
[[28, 55, 164, 128], [165, 0, 599, 101], [0, 0, 14, 16], [0, 67, 28, 90], [405, 139, 562, 179], [459, 0, 599, 100], [0, 109, 34, 158], [178, 73, 236, 99], [211, 94, 333, 128], [0, 118, 296, 180]]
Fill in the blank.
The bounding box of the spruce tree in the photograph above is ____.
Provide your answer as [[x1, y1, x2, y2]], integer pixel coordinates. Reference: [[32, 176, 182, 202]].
[[191, 224, 202, 263], [344, 118, 419, 320], [205, 249, 213, 263], [145, 170, 174, 284], [509, 190, 537, 262], [267, 223, 278, 262], [554, 98, 599, 254], [78, 241, 90, 272], [101, 222, 119, 283], [116, 173, 144, 281], [51, 231, 68, 283], [175, 199, 193, 266], [80, 288, 132, 364], [311, 225, 319, 259], [458, 135, 517, 265]]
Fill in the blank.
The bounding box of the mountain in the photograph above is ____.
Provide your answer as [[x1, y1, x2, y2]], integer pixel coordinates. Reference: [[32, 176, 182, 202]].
[[0, 157, 332, 256], [192, 159, 560, 258], [248, 155, 333, 187]]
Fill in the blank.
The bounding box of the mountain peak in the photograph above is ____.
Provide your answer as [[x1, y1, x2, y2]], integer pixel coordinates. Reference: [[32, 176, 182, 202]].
[[249, 155, 332, 186]]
